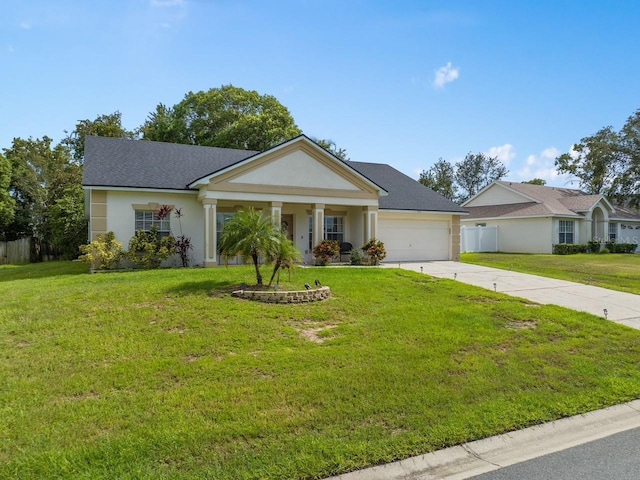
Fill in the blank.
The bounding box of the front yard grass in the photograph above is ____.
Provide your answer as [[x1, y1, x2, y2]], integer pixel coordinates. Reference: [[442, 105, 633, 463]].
[[1, 262, 640, 479], [462, 252, 640, 295]]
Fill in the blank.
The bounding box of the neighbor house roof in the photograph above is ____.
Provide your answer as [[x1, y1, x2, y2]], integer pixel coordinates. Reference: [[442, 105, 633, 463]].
[[464, 181, 615, 219], [83, 136, 466, 214]]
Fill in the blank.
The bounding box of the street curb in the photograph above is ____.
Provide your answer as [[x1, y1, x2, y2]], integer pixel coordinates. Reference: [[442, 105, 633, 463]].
[[325, 400, 640, 480]]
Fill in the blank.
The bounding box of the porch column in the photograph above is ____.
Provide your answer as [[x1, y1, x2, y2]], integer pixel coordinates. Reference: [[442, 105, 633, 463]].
[[203, 199, 217, 267], [270, 201, 282, 227], [363, 206, 378, 241], [312, 203, 325, 248]]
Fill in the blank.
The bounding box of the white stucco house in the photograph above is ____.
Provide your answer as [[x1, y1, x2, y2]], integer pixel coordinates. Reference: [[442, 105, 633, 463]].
[[82, 135, 466, 266], [460, 180, 640, 253]]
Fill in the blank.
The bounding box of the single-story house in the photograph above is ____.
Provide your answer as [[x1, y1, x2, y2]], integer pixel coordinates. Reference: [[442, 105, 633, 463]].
[[82, 135, 466, 266], [460, 180, 640, 253]]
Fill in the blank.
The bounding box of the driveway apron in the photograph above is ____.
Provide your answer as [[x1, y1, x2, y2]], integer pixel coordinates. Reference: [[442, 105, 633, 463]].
[[383, 261, 640, 331]]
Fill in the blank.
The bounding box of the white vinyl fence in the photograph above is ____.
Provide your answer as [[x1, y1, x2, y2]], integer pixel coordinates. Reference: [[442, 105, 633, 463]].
[[461, 226, 498, 253]]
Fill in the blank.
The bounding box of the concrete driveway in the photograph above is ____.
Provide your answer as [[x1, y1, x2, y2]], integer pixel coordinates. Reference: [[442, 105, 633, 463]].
[[383, 261, 640, 331]]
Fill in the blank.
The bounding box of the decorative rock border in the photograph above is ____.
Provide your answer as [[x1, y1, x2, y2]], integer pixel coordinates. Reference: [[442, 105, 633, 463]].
[[232, 286, 331, 304]]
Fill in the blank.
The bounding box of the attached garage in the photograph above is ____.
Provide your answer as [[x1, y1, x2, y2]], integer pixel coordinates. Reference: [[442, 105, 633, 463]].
[[378, 214, 451, 262]]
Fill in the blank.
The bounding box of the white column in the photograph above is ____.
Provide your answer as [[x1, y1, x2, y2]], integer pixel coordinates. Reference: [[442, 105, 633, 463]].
[[363, 206, 378, 240], [203, 199, 217, 267], [313, 203, 325, 248], [271, 201, 282, 228]]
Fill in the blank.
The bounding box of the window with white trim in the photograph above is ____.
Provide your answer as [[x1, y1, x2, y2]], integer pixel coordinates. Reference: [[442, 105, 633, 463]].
[[324, 216, 345, 243], [559, 220, 574, 244], [135, 210, 171, 238], [609, 222, 617, 241], [216, 212, 235, 248]]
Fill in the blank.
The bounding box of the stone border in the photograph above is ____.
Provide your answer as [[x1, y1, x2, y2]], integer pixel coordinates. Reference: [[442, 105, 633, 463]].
[[232, 286, 331, 304]]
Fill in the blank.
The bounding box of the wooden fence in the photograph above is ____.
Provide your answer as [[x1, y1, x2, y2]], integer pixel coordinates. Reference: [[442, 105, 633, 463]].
[[0, 237, 61, 264], [0, 237, 31, 264]]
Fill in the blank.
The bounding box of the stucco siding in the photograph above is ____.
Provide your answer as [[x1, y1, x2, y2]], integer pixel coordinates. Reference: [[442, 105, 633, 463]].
[[105, 190, 204, 266]]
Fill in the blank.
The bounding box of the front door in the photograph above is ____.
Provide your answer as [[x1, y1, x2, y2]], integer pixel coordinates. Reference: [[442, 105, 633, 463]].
[[281, 214, 294, 241]]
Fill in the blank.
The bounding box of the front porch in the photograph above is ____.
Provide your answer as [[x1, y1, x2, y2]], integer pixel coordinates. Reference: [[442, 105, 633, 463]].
[[201, 200, 379, 266]]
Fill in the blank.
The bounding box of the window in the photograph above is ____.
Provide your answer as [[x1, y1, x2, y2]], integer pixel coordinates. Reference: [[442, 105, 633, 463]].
[[609, 222, 617, 242], [324, 216, 345, 243], [559, 220, 574, 244], [309, 216, 313, 251], [135, 210, 170, 238], [216, 213, 235, 248]]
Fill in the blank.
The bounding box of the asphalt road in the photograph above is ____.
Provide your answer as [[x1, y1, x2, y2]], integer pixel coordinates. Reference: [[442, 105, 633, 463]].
[[469, 427, 640, 480]]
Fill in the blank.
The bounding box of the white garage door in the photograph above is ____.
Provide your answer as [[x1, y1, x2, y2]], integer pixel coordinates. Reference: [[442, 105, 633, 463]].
[[378, 218, 450, 261]]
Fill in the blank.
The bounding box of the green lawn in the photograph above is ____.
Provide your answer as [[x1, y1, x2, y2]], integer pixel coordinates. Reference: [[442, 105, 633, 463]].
[[462, 252, 640, 295], [1, 262, 640, 479]]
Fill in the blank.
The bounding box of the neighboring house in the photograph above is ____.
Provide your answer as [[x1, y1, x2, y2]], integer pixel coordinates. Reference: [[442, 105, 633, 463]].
[[82, 135, 466, 266], [460, 180, 640, 253]]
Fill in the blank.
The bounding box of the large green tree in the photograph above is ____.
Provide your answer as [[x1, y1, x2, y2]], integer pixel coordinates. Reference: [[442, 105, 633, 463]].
[[2, 137, 83, 252], [62, 111, 136, 165], [0, 153, 15, 234], [455, 152, 508, 202], [311, 137, 350, 161], [140, 85, 302, 151], [419, 158, 457, 200], [555, 126, 623, 195], [617, 109, 640, 206]]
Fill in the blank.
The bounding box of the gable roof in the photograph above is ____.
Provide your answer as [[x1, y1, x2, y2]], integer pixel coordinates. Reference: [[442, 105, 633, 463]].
[[464, 180, 614, 219], [82, 136, 466, 213]]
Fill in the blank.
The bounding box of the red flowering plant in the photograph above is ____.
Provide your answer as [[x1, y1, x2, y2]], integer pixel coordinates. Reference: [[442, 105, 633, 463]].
[[312, 239, 340, 266]]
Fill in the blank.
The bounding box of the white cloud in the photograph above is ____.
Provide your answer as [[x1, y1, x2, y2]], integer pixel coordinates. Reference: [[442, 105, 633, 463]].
[[19, 22, 31, 30], [486, 144, 516, 166], [514, 146, 573, 186], [433, 62, 460, 89]]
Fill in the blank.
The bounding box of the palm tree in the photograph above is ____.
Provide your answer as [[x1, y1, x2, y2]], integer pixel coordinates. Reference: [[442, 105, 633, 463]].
[[218, 207, 279, 285], [266, 229, 302, 287]]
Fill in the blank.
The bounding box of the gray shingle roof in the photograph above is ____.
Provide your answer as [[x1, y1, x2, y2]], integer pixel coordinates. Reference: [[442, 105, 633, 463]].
[[83, 136, 466, 213], [349, 161, 466, 213], [83, 136, 258, 190]]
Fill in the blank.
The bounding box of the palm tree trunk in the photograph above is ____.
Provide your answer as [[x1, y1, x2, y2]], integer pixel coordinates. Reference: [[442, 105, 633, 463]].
[[252, 253, 263, 285], [268, 261, 281, 287]]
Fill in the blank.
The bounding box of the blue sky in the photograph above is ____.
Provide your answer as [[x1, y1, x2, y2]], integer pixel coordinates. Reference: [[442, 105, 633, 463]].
[[2, 0, 639, 187]]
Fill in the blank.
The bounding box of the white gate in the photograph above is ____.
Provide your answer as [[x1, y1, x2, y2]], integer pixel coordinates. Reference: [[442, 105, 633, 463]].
[[461, 226, 498, 253]]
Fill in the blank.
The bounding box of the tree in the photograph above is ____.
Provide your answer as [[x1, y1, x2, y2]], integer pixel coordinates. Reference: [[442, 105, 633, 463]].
[[218, 208, 280, 285], [311, 137, 350, 161], [522, 178, 547, 186], [61, 111, 136, 165], [419, 158, 457, 200], [265, 229, 301, 287], [140, 85, 302, 151], [0, 153, 15, 235], [455, 152, 508, 202], [555, 126, 623, 195], [2, 137, 84, 255], [617, 109, 640, 207]]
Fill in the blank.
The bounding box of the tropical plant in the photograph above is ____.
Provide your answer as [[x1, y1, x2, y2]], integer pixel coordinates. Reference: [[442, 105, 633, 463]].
[[312, 239, 340, 266], [362, 238, 387, 265], [349, 247, 365, 265], [265, 229, 302, 286], [127, 225, 176, 269], [218, 208, 279, 285], [79, 231, 124, 271]]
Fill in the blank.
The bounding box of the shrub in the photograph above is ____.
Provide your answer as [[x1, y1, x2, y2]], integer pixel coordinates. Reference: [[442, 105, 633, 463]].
[[350, 247, 365, 265], [127, 225, 176, 269], [552, 243, 588, 255], [79, 232, 124, 271], [171, 208, 193, 267], [362, 238, 387, 265], [313, 240, 340, 266], [605, 242, 637, 253], [587, 240, 602, 253]]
